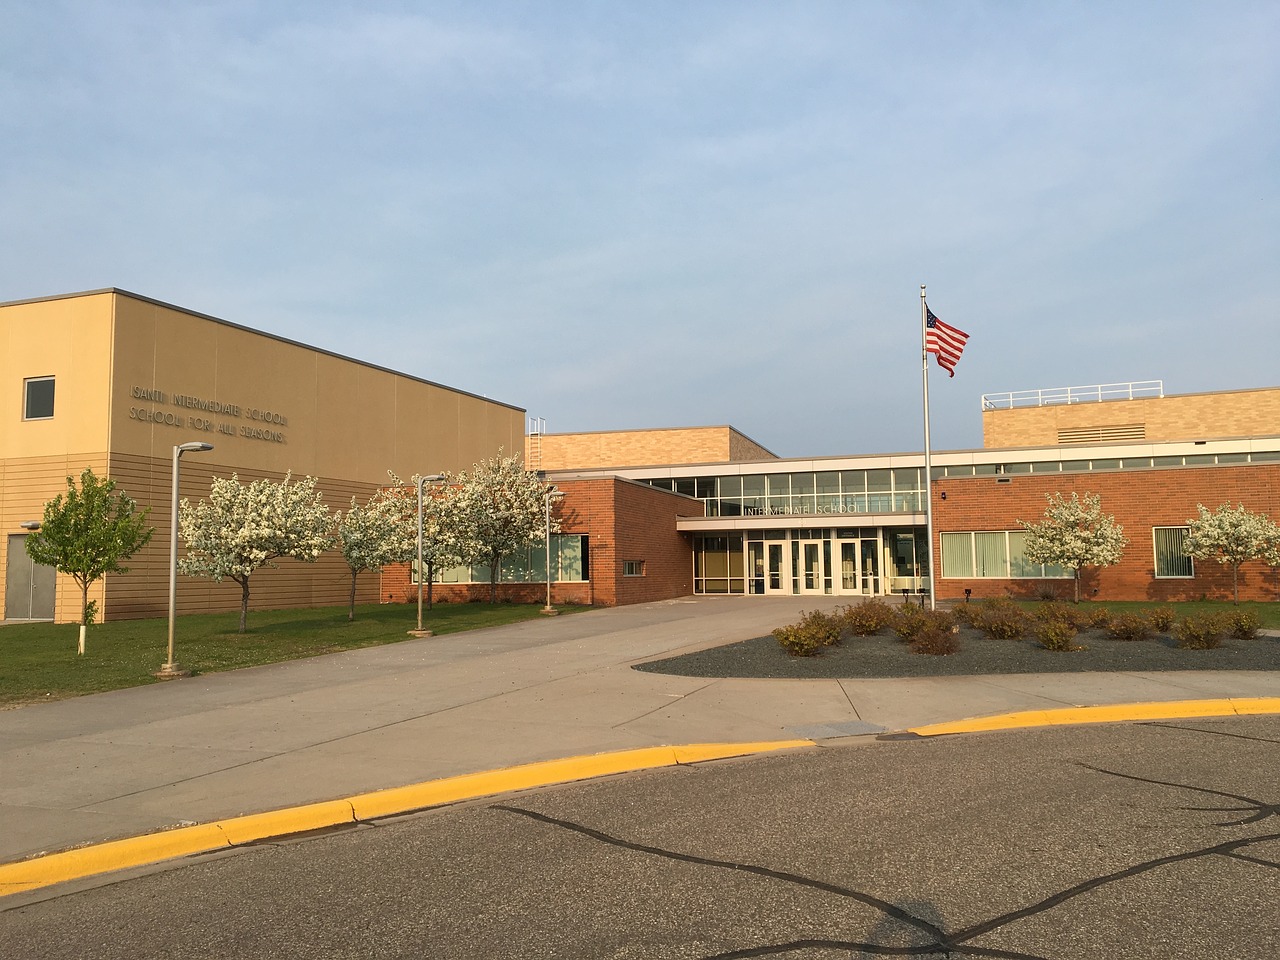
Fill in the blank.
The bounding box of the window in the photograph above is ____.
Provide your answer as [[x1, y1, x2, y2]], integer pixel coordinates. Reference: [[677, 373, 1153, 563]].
[[23, 377, 55, 420], [411, 535, 589, 584], [1154, 527, 1193, 578], [941, 531, 1070, 579], [623, 560, 645, 577]]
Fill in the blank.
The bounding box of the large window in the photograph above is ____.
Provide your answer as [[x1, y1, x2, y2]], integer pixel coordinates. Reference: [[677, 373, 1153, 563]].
[[1153, 527, 1193, 578], [413, 535, 589, 584], [941, 531, 1069, 579], [23, 377, 55, 420]]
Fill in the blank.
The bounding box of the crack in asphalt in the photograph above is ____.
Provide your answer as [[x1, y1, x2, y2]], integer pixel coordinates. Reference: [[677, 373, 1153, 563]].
[[493, 760, 1280, 960]]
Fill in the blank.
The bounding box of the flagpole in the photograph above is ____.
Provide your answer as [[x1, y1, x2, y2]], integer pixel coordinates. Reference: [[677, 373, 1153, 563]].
[[921, 285, 936, 611]]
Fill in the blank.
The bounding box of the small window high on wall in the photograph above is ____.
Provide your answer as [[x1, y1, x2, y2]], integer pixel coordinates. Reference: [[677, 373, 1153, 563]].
[[24, 377, 55, 420]]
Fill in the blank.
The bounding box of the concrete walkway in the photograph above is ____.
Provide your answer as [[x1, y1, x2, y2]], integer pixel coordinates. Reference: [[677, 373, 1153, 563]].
[[3, 595, 1279, 865]]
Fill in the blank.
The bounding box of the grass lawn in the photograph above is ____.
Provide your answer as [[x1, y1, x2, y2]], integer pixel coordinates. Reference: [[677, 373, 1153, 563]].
[[0, 602, 589, 708]]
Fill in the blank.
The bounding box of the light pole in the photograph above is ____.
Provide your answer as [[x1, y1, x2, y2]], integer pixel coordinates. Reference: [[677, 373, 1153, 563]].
[[158, 441, 213, 679], [414, 474, 445, 635], [541, 487, 565, 615]]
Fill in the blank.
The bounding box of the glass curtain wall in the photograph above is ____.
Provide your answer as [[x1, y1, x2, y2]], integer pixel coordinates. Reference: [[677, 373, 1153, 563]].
[[695, 527, 927, 597]]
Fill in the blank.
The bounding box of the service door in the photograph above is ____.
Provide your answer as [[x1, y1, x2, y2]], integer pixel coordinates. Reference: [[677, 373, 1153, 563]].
[[5, 535, 56, 620]]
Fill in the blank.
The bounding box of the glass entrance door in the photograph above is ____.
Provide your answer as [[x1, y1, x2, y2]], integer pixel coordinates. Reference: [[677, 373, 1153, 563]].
[[766, 542, 786, 594], [799, 540, 824, 594], [860, 539, 880, 595], [839, 542, 858, 592]]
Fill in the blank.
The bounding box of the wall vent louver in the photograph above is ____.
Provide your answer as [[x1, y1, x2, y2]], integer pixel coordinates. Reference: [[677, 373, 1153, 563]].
[[1057, 423, 1146, 444]]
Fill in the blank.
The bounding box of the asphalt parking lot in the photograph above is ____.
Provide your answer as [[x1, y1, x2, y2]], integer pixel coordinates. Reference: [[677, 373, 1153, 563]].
[[4, 715, 1277, 959]]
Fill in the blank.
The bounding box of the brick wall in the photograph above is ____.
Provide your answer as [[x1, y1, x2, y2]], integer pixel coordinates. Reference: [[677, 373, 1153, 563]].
[[379, 477, 703, 607], [983, 386, 1280, 448], [933, 463, 1280, 602], [528, 426, 777, 471]]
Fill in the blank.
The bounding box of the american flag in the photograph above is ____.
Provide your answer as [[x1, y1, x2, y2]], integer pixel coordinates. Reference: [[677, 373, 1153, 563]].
[[925, 306, 969, 378]]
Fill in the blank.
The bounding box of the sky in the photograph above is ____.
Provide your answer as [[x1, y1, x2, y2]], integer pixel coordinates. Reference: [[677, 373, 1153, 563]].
[[2, 1, 1277, 459]]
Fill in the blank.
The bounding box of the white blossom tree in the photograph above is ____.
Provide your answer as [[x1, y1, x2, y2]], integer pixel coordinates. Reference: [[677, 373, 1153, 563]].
[[335, 488, 417, 621], [367, 474, 462, 611], [448, 453, 558, 602], [1182, 502, 1280, 604], [1019, 492, 1127, 603], [179, 473, 334, 632]]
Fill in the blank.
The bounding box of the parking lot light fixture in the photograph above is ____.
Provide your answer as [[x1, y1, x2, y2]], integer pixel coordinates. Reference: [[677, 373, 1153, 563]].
[[159, 441, 213, 679]]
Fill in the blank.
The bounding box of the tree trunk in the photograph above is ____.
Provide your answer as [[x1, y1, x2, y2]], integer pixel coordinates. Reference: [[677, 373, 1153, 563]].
[[1232, 563, 1239, 604], [79, 581, 89, 654], [238, 576, 251, 633], [489, 559, 500, 603], [349, 569, 358, 621], [1073, 569, 1081, 604]]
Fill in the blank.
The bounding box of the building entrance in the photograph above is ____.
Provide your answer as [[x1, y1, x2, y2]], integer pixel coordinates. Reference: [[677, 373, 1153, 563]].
[[699, 527, 919, 598]]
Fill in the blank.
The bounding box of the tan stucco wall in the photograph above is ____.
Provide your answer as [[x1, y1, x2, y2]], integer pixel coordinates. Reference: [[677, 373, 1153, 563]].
[[983, 387, 1280, 448], [1, 289, 526, 621], [529, 426, 778, 471]]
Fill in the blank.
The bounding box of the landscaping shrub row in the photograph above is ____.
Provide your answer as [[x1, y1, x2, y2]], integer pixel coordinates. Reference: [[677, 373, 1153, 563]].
[[772, 598, 1264, 658]]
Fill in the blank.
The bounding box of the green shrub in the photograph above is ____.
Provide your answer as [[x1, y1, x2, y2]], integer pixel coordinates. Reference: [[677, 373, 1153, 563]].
[[840, 598, 896, 636], [1033, 601, 1083, 629], [772, 609, 843, 657], [892, 607, 954, 643], [1035, 618, 1082, 652], [1106, 613, 1152, 642], [972, 598, 1029, 640], [909, 623, 960, 656], [1081, 605, 1114, 628], [1223, 609, 1260, 641], [950, 602, 977, 627], [1145, 606, 1177, 633], [1174, 614, 1227, 650]]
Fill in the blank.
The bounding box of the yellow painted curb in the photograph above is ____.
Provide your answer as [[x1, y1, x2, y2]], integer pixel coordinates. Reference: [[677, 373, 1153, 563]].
[[909, 697, 1280, 737], [0, 739, 813, 899]]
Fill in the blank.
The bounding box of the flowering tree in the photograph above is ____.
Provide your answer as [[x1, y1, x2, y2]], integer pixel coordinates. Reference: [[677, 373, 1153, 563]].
[[25, 468, 153, 653], [384, 474, 463, 610], [1019, 492, 1127, 603], [335, 488, 417, 620], [179, 473, 333, 632], [1183, 502, 1280, 604], [448, 453, 558, 602]]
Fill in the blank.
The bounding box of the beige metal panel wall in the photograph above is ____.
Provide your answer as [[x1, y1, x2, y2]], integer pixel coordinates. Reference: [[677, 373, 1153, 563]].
[[109, 293, 526, 482], [103, 454, 389, 620], [0, 294, 114, 460], [0, 454, 111, 623]]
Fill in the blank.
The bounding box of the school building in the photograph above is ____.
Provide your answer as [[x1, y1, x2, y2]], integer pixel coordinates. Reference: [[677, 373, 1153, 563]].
[[4, 287, 1278, 622]]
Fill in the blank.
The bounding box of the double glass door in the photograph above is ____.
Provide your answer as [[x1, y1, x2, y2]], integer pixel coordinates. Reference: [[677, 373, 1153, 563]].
[[838, 539, 880, 595]]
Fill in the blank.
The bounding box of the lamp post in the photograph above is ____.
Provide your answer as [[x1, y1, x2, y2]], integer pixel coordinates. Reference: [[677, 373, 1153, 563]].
[[414, 474, 445, 635], [158, 441, 213, 679], [542, 487, 565, 615]]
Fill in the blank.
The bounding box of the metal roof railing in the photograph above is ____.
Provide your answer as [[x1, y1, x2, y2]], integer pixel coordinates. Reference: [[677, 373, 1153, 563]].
[[981, 380, 1164, 410]]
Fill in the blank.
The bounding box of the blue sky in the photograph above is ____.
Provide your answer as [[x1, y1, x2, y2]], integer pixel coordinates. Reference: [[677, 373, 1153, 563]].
[[3, 2, 1277, 457]]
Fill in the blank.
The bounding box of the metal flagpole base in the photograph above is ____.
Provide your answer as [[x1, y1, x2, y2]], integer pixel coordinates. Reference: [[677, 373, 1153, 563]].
[[540, 606, 560, 616], [407, 629, 434, 638], [153, 663, 191, 680]]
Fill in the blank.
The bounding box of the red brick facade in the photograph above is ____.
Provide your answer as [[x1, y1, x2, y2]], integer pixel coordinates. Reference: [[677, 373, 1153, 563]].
[[379, 477, 703, 607], [932, 462, 1280, 602]]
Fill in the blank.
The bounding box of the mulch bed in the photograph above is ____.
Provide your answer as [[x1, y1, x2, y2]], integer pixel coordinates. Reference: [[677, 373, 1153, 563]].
[[633, 629, 1280, 680]]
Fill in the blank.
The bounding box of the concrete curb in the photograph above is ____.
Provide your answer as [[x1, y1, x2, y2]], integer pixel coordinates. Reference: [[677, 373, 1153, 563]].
[[0, 739, 813, 899], [908, 697, 1280, 737]]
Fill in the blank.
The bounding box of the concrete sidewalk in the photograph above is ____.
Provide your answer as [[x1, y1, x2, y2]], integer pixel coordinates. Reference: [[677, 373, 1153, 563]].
[[3, 595, 1279, 864]]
